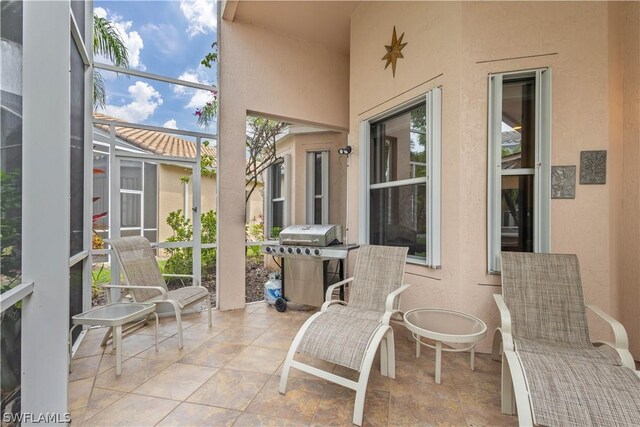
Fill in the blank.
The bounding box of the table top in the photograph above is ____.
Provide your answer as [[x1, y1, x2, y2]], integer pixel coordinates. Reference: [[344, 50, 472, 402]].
[[403, 308, 487, 344], [72, 302, 156, 327]]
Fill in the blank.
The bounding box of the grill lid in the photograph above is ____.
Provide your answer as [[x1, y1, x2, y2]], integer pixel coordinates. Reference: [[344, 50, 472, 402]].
[[279, 224, 342, 247]]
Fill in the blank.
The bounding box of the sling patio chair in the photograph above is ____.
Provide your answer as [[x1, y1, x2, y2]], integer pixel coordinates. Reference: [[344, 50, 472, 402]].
[[105, 236, 212, 349], [493, 252, 639, 426], [279, 245, 410, 426]]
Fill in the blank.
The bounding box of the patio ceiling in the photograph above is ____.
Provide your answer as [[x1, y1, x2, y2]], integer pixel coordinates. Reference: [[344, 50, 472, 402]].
[[224, 1, 359, 55]]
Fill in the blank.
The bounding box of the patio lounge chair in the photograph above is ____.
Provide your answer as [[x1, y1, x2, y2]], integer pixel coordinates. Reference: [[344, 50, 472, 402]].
[[105, 236, 212, 349], [493, 252, 640, 426], [279, 245, 410, 426]]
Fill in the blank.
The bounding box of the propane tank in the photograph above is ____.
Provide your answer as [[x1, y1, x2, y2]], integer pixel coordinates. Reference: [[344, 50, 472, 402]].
[[264, 272, 282, 305]]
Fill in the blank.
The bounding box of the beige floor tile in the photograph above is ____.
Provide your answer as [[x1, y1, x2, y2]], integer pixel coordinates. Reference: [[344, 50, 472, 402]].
[[246, 376, 326, 422], [233, 412, 310, 426], [461, 401, 518, 426], [93, 357, 173, 392], [83, 387, 126, 421], [388, 380, 466, 426], [224, 345, 287, 375], [103, 333, 165, 357], [179, 341, 246, 368], [82, 394, 179, 427], [133, 363, 217, 401], [136, 318, 194, 338], [157, 402, 241, 426], [312, 384, 389, 427], [97, 354, 130, 374], [275, 354, 335, 383], [69, 406, 86, 426], [187, 368, 270, 411], [69, 355, 102, 382], [212, 326, 268, 345], [69, 377, 95, 411], [135, 336, 205, 362], [180, 322, 225, 341], [332, 364, 391, 392], [251, 327, 297, 350], [84, 327, 110, 341], [74, 337, 107, 359], [235, 313, 280, 328]]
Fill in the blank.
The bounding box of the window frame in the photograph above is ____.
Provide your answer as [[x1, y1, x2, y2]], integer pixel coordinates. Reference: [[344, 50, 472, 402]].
[[359, 86, 442, 267], [265, 154, 290, 238], [306, 150, 329, 224], [487, 68, 551, 273]]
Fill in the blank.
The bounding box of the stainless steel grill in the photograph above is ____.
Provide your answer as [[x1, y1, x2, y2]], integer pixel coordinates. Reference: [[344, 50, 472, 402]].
[[279, 224, 342, 247]]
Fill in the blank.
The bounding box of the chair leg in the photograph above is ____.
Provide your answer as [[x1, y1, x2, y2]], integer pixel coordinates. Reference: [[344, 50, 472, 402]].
[[380, 336, 388, 377], [353, 325, 392, 426], [385, 328, 396, 379], [168, 300, 184, 349], [501, 352, 516, 415], [279, 312, 323, 395], [492, 328, 503, 362], [206, 295, 212, 327]]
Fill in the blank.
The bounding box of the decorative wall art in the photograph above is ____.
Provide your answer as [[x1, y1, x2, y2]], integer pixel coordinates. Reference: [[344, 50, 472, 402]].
[[579, 150, 607, 185], [382, 26, 407, 78], [551, 166, 576, 199]]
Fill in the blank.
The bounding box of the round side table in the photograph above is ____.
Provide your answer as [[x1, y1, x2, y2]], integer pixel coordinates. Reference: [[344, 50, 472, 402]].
[[403, 308, 487, 384]]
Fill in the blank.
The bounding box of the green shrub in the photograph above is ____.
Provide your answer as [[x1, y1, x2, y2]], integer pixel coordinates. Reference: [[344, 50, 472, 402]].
[[164, 209, 217, 279]]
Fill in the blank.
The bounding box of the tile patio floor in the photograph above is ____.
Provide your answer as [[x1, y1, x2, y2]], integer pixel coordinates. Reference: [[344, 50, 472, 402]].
[[68, 303, 517, 426]]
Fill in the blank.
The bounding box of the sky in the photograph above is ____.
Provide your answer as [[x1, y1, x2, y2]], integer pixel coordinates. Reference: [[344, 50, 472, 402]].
[[94, 0, 218, 135]]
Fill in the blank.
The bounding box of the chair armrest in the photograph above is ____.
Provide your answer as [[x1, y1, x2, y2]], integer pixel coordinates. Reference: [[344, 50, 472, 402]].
[[587, 304, 629, 350], [493, 294, 512, 335], [324, 277, 354, 302], [101, 284, 168, 299], [385, 284, 411, 313]]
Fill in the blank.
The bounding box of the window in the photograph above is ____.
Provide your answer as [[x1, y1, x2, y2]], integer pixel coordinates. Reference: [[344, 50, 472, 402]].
[[306, 151, 329, 224], [265, 154, 290, 238], [360, 87, 441, 266], [118, 160, 158, 240], [487, 69, 551, 273]]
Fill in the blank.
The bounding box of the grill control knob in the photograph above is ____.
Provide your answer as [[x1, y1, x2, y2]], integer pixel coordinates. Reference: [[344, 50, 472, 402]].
[[279, 247, 285, 253], [265, 247, 271, 253], [314, 249, 321, 256], [296, 248, 302, 254], [305, 248, 311, 255], [287, 247, 294, 254]]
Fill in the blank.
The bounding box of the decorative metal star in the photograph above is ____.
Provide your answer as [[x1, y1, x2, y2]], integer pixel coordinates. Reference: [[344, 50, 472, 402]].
[[382, 26, 407, 77]]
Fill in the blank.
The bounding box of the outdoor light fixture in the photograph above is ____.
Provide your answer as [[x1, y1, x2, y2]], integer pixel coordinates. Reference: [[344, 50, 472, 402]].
[[338, 145, 352, 156]]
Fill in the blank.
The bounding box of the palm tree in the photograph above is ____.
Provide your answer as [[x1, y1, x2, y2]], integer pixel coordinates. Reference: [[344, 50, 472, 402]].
[[93, 14, 129, 109]]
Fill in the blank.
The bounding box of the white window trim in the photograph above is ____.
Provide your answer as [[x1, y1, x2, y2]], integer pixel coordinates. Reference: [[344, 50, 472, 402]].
[[359, 87, 442, 268], [306, 150, 329, 224], [487, 68, 551, 273], [265, 154, 291, 237]]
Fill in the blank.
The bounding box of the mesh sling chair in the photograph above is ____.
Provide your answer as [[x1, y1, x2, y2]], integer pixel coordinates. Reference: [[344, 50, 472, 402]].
[[106, 236, 212, 349], [279, 245, 410, 426], [493, 252, 639, 426]]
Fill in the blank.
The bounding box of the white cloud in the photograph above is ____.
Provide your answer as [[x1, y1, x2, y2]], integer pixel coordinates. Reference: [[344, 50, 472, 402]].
[[94, 8, 145, 71], [174, 66, 216, 111], [180, 0, 216, 37], [139, 23, 181, 57], [101, 81, 163, 123], [94, 7, 107, 19], [163, 119, 178, 129]]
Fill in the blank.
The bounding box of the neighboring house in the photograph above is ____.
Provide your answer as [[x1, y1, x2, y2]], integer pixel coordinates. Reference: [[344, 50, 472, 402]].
[[92, 113, 220, 244], [263, 124, 348, 239]]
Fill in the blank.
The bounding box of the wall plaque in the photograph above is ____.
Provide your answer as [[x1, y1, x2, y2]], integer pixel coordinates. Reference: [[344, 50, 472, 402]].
[[580, 150, 607, 185], [551, 166, 576, 199]]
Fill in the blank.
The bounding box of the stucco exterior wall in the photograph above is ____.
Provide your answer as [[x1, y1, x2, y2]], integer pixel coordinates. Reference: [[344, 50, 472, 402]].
[[219, 17, 350, 309], [348, 1, 637, 354], [158, 164, 217, 244]]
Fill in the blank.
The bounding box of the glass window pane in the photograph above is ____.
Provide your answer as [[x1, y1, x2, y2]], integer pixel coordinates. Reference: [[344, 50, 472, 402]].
[[70, 38, 85, 256], [501, 77, 535, 169], [370, 184, 427, 259], [314, 152, 322, 196], [121, 193, 141, 228], [144, 230, 158, 244], [370, 103, 427, 184], [501, 175, 534, 252], [92, 147, 109, 237], [271, 200, 284, 235], [314, 197, 322, 225], [1, 2, 23, 417], [144, 163, 157, 229], [69, 263, 83, 342], [120, 160, 142, 191], [121, 229, 142, 237]]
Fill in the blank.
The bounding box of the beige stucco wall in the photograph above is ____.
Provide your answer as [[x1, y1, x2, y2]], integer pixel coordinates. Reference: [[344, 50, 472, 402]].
[[347, 1, 639, 354], [218, 16, 350, 309], [158, 164, 217, 244]]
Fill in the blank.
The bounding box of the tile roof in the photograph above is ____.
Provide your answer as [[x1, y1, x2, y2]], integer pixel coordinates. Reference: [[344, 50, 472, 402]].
[[93, 113, 216, 161]]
